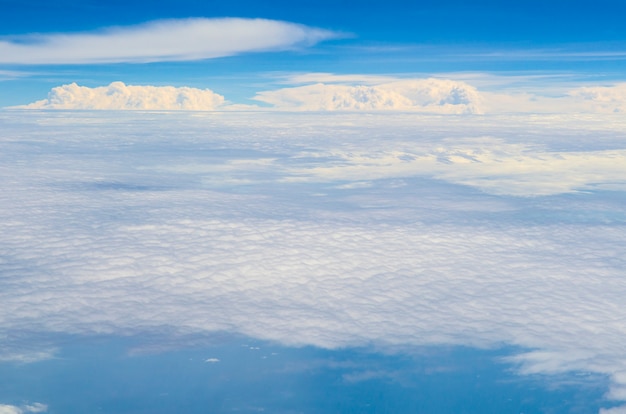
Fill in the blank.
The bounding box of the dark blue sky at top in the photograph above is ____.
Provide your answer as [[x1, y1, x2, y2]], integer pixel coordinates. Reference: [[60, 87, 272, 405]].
[[2, 0, 626, 44]]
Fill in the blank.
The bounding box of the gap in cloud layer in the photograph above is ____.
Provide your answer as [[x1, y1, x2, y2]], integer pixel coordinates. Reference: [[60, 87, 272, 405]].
[[0, 334, 615, 414]]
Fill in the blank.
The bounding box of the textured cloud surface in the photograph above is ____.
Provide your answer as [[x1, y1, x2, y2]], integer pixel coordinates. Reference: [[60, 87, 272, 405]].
[[0, 18, 336, 64], [1, 111, 626, 411], [253, 78, 484, 113], [19, 82, 225, 110]]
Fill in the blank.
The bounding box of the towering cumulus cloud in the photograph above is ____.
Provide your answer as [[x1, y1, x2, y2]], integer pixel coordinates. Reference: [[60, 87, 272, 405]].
[[20, 82, 225, 110], [253, 78, 484, 113], [0, 18, 337, 65]]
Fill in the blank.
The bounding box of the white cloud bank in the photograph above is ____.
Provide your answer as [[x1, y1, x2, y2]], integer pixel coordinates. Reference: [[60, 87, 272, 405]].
[[1, 111, 626, 411], [15, 75, 626, 114], [19, 82, 225, 110], [0, 18, 337, 65]]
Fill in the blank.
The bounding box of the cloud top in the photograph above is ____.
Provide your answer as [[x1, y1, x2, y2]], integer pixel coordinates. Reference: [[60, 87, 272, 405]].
[[0, 18, 338, 65], [253, 78, 484, 113], [10, 75, 626, 114], [18, 82, 225, 110]]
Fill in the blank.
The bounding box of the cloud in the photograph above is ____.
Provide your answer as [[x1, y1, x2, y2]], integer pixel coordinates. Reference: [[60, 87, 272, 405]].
[[253, 78, 484, 113], [1, 111, 626, 409], [568, 83, 626, 113], [17, 82, 225, 110], [0, 18, 338, 65], [0, 70, 32, 81], [281, 137, 626, 196], [259, 73, 626, 114], [481, 82, 626, 114], [13, 73, 626, 114], [0, 404, 47, 414]]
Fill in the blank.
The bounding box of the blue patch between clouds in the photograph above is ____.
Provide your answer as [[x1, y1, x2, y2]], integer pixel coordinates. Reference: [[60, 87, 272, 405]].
[[0, 335, 614, 414]]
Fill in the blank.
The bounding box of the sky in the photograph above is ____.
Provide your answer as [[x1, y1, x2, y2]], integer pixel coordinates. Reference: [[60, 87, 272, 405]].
[[2, 0, 626, 108], [1, 1, 626, 414]]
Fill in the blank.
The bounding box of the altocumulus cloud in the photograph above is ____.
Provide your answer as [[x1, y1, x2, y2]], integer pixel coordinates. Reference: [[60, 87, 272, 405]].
[[2, 111, 626, 410], [18, 82, 225, 111], [0, 18, 338, 65]]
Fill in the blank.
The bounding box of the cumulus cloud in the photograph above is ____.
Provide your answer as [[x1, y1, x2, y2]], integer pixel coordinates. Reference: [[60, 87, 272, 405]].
[[253, 78, 484, 113], [0, 18, 338, 65], [258, 73, 626, 114], [18, 82, 225, 110], [1, 111, 626, 409], [568, 83, 626, 113]]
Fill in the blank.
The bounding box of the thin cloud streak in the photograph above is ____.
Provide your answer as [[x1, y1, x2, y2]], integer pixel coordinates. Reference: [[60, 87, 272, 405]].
[[0, 18, 339, 65]]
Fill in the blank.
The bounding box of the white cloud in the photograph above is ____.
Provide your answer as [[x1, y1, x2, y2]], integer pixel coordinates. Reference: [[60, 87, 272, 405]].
[[17, 82, 225, 110], [0, 18, 338, 65], [282, 137, 626, 196], [0, 406, 21, 414], [1, 111, 626, 409], [13, 73, 626, 114], [568, 83, 626, 113], [21, 405, 46, 414], [0, 404, 47, 414], [258, 73, 626, 114], [253, 78, 484, 113], [0, 70, 32, 81]]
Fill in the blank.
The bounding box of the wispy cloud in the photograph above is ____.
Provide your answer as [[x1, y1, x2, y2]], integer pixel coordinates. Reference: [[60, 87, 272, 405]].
[[0, 18, 339, 65], [0, 69, 33, 81]]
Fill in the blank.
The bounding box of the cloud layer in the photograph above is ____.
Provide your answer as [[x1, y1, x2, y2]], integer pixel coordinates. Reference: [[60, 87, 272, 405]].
[[0, 18, 337, 64], [19, 82, 225, 110], [1, 111, 626, 411]]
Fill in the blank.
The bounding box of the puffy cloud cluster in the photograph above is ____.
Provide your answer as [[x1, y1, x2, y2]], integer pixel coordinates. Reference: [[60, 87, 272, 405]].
[[1, 111, 626, 410], [569, 83, 626, 113], [253, 78, 484, 113], [20, 82, 225, 110], [0, 18, 337, 65], [14, 74, 626, 115]]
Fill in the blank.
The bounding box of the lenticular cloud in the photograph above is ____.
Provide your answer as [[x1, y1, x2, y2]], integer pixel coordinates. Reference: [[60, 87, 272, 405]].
[[20, 82, 225, 110], [0, 18, 338, 65]]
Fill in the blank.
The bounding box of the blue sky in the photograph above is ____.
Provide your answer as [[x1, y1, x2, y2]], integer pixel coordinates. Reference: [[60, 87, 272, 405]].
[[2, 0, 626, 107]]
